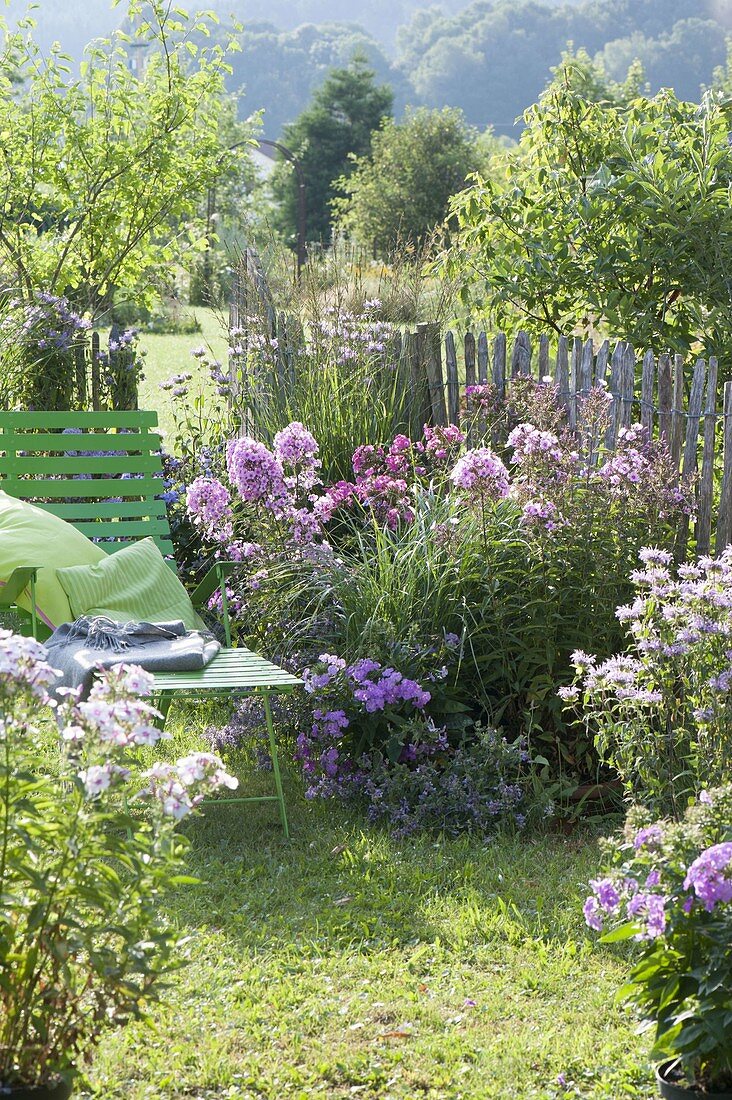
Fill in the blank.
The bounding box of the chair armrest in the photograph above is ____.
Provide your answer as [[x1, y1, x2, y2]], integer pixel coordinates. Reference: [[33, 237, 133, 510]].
[[0, 567, 41, 639], [190, 561, 241, 648], [0, 566, 40, 607]]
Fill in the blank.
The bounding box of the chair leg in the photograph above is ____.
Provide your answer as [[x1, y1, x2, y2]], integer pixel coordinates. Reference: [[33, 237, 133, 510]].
[[262, 692, 289, 839], [155, 693, 173, 731]]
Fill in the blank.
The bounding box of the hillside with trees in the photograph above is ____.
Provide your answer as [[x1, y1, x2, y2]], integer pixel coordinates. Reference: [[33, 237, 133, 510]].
[[3, 0, 729, 141]]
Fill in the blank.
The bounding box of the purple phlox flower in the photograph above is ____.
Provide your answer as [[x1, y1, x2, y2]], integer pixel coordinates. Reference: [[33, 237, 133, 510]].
[[186, 476, 232, 539], [226, 437, 288, 514], [520, 497, 558, 531], [450, 447, 510, 500], [583, 895, 604, 932], [273, 422, 321, 490], [590, 877, 621, 913], [627, 890, 667, 939], [633, 824, 663, 851], [507, 423, 563, 465], [684, 842, 732, 911], [302, 654, 347, 694], [312, 480, 355, 523]]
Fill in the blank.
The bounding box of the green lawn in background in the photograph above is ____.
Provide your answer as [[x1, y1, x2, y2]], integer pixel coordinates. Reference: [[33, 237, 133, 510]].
[[74, 708, 655, 1100], [133, 307, 228, 441]]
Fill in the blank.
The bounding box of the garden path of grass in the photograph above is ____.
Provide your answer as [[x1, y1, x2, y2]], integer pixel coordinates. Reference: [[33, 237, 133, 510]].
[[77, 710, 655, 1100]]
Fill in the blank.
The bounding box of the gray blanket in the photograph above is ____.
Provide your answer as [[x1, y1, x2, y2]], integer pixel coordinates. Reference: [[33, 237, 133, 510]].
[[46, 616, 221, 699]]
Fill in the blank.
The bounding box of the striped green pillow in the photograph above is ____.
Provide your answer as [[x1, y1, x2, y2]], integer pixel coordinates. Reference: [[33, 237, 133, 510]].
[[56, 537, 205, 630]]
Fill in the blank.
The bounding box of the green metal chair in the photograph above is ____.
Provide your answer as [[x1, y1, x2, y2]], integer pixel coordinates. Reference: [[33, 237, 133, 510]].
[[0, 409, 301, 836]]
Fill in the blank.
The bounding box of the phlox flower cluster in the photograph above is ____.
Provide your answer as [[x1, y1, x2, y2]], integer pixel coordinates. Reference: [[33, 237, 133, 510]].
[[585, 788, 732, 942], [273, 422, 321, 491], [141, 753, 238, 820], [0, 630, 60, 704], [226, 437, 288, 512], [186, 476, 233, 541], [317, 437, 420, 529], [297, 652, 433, 800], [450, 448, 510, 501], [598, 427, 693, 516], [415, 424, 465, 468], [586, 789, 732, 1086], [684, 842, 732, 911]]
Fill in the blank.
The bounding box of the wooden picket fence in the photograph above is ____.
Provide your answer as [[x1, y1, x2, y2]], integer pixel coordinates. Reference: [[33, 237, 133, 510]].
[[396, 323, 729, 558], [226, 254, 732, 557]]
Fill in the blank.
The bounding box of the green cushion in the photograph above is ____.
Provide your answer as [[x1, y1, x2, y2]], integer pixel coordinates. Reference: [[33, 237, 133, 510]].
[[0, 490, 106, 629], [56, 537, 204, 630]]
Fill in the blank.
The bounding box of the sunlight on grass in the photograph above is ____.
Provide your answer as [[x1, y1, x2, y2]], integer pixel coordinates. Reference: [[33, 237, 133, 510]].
[[74, 705, 656, 1100], [134, 307, 228, 440]]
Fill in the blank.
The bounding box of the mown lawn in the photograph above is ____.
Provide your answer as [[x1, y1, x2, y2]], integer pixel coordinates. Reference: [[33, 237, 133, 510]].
[[118, 307, 228, 441], [75, 706, 655, 1100]]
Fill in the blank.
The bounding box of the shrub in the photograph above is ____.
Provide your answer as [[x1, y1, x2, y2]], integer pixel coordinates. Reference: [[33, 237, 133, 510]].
[[0, 290, 90, 410], [170, 380, 690, 788], [359, 722, 552, 838]]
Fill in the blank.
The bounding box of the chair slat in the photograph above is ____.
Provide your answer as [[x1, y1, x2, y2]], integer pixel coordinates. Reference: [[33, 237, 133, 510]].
[[45, 500, 169, 520], [0, 411, 158, 429], [68, 519, 173, 539], [7, 455, 163, 475], [0, 432, 162, 452], [2, 477, 164, 499]]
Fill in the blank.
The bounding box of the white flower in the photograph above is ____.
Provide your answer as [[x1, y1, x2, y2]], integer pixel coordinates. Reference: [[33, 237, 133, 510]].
[[79, 764, 113, 796], [162, 793, 192, 820]]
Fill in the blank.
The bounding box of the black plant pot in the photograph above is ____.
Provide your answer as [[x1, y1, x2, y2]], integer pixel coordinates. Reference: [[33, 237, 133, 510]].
[[0, 1080, 73, 1100], [657, 1062, 732, 1099]]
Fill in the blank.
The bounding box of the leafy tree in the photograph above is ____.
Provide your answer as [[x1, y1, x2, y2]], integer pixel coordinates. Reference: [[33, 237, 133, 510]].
[[595, 19, 728, 104], [439, 61, 732, 364], [222, 21, 406, 138], [334, 107, 481, 253], [396, 0, 727, 133], [0, 0, 254, 317], [269, 55, 393, 246]]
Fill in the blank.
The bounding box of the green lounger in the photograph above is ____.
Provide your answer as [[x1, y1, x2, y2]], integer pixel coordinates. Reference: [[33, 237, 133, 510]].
[[0, 409, 300, 836]]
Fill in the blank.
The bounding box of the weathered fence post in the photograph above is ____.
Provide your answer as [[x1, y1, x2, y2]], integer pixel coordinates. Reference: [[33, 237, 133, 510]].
[[716, 380, 732, 553], [511, 330, 531, 377], [696, 357, 718, 556], [491, 332, 505, 395], [416, 321, 447, 427], [444, 330, 460, 426], [676, 359, 707, 560], [463, 332, 476, 443], [640, 350, 655, 437], [555, 335, 569, 414]]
